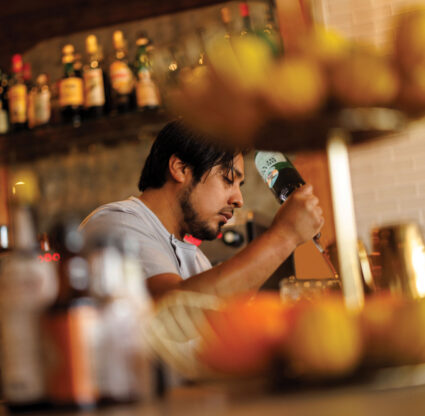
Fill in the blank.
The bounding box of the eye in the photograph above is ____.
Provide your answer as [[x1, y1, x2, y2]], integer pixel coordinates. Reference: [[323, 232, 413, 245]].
[[223, 175, 234, 185]]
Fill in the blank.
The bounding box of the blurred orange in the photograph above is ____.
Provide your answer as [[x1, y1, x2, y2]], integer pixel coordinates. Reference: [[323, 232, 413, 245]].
[[330, 52, 400, 107], [199, 292, 291, 376], [284, 296, 363, 378]]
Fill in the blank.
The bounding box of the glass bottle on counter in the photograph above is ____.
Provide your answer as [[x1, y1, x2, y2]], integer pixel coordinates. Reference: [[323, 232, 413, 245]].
[[32, 73, 51, 128], [83, 34, 107, 118], [59, 44, 84, 127], [42, 220, 99, 409], [109, 30, 135, 113], [87, 233, 154, 404], [0, 100, 9, 134], [0, 178, 58, 411], [134, 34, 161, 112], [8, 54, 28, 131]]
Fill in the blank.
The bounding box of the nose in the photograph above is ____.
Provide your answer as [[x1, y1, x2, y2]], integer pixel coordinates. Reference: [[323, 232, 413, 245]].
[[229, 185, 244, 208]]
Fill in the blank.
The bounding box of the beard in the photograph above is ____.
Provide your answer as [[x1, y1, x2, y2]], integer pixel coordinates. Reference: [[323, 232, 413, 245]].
[[178, 184, 223, 241]]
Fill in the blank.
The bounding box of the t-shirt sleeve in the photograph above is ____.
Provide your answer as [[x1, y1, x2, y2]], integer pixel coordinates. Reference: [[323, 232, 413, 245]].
[[80, 210, 180, 278]]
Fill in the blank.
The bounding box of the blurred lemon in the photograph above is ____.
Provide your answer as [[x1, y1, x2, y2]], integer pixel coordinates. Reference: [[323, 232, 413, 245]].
[[264, 55, 327, 119], [206, 35, 273, 90], [297, 25, 349, 67], [394, 8, 425, 73], [199, 292, 291, 376], [330, 52, 400, 107], [285, 296, 362, 378]]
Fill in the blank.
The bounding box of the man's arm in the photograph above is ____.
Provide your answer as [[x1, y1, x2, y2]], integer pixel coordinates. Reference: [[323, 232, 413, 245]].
[[147, 184, 324, 299]]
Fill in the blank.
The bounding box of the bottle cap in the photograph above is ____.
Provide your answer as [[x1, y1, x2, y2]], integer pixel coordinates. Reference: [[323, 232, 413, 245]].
[[113, 30, 125, 49], [11, 54, 23, 73], [36, 73, 48, 85], [86, 34, 98, 54], [62, 44, 75, 55], [239, 2, 250, 17], [221, 7, 232, 24], [136, 36, 149, 47]]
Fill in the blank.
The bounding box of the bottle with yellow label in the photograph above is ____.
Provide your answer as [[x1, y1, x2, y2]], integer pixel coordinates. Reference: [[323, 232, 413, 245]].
[[8, 54, 28, 131], [109, 30, 135, 113], [84, 35, 108, 118], [134, 34, 160, 111], [59, 44, 84, 127]]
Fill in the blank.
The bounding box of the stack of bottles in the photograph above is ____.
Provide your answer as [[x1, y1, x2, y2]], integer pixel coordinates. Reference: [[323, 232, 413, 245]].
[[0, 1, 280, 134], [0, 177, 156, 411]]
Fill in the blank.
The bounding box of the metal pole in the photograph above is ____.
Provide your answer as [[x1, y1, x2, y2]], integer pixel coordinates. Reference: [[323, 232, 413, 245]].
[[327, 128, 364, 311]]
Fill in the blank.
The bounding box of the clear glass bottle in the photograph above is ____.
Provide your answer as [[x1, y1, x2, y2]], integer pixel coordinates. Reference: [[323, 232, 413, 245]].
[[0, 178, 57, 411], [33, 73, 51, 127]]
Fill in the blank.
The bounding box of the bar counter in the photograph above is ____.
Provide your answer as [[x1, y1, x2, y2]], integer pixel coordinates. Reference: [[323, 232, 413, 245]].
[[4, 376, 425, 416]]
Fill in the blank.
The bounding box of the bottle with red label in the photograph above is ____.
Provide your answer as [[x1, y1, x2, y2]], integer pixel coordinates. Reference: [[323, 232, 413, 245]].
[[59, 44, 84, 127], [8, 54, 28, 131], [83, 35, 108, 118], [42, 220, 99, 410], [109, 30, 135, 113]]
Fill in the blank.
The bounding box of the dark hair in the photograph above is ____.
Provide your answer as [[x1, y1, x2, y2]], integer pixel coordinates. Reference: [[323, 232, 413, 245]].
[[138, 120, 240, 191]]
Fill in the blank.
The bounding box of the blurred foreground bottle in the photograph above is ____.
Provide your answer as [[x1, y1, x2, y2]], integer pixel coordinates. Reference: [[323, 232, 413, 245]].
[[59, 44, 84, 127], [87, 233, 154, 404], [42, 221, 99, 409], [110, 30, 135, 113], [8, 54, 28, 131], [0, 173, 57, 411], [220, 7, 233, 39], [134, 34, 161, 111], [84, 35, 108, 118]]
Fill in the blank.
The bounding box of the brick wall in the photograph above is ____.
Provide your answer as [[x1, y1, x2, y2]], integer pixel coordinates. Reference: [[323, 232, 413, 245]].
[[317, 0, 425, 250]]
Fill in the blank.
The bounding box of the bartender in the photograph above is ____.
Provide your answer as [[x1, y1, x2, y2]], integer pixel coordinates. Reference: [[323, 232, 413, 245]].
[[80, 120, 324, 299]]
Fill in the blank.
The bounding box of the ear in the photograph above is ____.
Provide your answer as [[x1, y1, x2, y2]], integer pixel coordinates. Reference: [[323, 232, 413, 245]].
[[169, 154, 192, 184]]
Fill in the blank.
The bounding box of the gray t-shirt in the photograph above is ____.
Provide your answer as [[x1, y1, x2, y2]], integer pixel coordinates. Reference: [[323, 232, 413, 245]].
[[80, 196, 212, 279]]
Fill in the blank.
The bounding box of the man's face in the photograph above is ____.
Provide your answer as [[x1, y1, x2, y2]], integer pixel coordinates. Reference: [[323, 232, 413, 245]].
[[178, 154, 245, 240]]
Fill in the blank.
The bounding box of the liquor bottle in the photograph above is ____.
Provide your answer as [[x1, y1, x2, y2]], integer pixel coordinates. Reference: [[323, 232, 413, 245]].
[[255, 151, 339, 277], [32, 74, 51, 127], [8, 54, 28, 131], [0, 69, 9, 133], [42, 220, 99, 409], [255, 151, 305, 203], [261, 0, 283, 56], [239, 2, 253, 36], [0, 174, 57, 411], [83, 34, 107, 118], [0, 100, 9, 134], [59, 44, 84, 127], [109, 30, 135, 113], [220, 7, 233, 39], [134, 34, 161, 111]]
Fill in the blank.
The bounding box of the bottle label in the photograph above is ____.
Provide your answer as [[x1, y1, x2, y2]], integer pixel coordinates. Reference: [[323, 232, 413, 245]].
[[34, 89, 51, 125], [59, 77, 83, 107], [9, 84, 27, 123], [42, 305, 99, 404], [83, 68, 105, 107], [255, 151, 292, 188], [0, 109, 8, 133], [136, 70, 160, 107], [110, 61, 134, 94]]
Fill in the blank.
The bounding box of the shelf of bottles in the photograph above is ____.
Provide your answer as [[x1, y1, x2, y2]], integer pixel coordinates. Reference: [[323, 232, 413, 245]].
[[0, 1, 276, 165]]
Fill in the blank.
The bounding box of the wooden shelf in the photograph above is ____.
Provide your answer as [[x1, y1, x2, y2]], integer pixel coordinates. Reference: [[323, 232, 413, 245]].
[[253, 108, 408, 153], [0, 110, 169, 164]]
